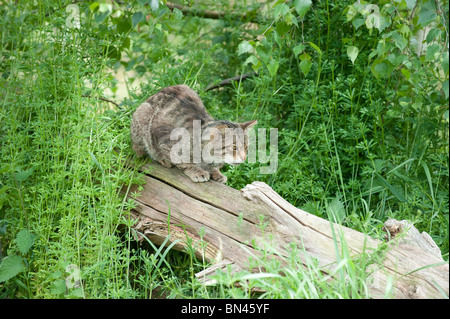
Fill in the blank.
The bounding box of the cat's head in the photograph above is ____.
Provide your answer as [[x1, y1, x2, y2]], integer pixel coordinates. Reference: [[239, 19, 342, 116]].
[[202, 120, 257, 165]]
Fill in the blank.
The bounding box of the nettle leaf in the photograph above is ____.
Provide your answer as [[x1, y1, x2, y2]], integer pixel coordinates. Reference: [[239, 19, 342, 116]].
[[16, 229, 36, 255], [132, 11, 145, 28], [51, 279, 67, 296], [347, 46, 359, 64], [0, 255, 25, 282], [15, 168, 34, 182], [294, 0, 312, 19], [327, 197, 346, 222]]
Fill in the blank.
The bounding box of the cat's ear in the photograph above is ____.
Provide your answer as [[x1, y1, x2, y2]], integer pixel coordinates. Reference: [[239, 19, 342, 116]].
[[215, 124, 229, 131], [240, 120, 257, 131]]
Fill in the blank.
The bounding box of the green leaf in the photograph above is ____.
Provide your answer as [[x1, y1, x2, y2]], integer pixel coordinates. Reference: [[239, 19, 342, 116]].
[[89, 2, 99, 12], [238, 41, 253, 56], [276, 21, 290, 37], [171, 8, 183, 21], [375, 172, 407, 203], [292, 43, 305, 57], [347, 46, 359, 64], [391, 31, 407, 51], [132, 11, 145, 28], [273, 3, 290, 17], [299, 52, 311, 61], [117, 20, 132, 34], [15, 168, 33, 182], [420, 161, 434, 201], [417, 0, 437, 27], [327, 196, 346, 222], [425, 43, 441, 62], [16, 229, 36, 255], [352, 18, 365, 30], [309, 42, 322, 56], [256, 45, 270, 63], [95, 3, 112, 24], [378, 14, 391, 32], [244, 55, 258, 66], [442, 80, 449, 99], [0, 255, 25, 282], [406, 0, 417, 10], [267, 59, 279, 77], [401, 68, 411, 80], [51, 279, 67, 295], [426, 28, 442, 44], [371, 58, 393, 79], [293, 0, 312, 19], [345, 3, 358, 21], [299, 59, 312, 76]]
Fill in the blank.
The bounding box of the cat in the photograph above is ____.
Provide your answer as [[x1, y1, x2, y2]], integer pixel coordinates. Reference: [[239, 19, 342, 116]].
[[130, 84, 257, 183]]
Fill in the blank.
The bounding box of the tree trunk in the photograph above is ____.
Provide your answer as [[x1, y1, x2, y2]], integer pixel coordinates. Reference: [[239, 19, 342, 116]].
[[121, 161, 449, 299]]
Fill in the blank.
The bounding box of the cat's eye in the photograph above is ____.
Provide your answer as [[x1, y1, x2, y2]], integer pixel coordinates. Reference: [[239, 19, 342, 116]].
[[232, 145, 237, 151]]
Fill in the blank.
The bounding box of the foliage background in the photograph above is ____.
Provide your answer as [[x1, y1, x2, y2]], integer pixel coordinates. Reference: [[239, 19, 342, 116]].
[[0, 0, 448, 298]]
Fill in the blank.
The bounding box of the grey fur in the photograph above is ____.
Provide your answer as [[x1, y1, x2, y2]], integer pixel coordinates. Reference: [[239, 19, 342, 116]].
[[130, 85, 257, 183]]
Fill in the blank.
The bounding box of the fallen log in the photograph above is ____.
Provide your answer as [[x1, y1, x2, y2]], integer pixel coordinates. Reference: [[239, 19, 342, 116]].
[[121, 161, 449, 299]]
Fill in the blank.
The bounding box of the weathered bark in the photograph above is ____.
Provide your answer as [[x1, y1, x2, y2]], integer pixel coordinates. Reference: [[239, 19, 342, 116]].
[[122, 161, 449, 299]]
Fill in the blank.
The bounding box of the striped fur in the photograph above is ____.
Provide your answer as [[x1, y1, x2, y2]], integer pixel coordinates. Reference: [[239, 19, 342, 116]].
[[131, 85, 257, 183]]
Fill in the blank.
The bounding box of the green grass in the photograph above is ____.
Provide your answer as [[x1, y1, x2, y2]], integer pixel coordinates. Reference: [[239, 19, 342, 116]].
[[0, 0, 448, 299]]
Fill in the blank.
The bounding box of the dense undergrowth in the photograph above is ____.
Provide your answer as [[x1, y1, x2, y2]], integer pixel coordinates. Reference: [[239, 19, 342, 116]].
[[0, 0, 448, 298]]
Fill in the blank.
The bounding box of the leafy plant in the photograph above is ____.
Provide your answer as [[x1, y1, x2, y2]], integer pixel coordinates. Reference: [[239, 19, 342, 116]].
[[0, 0, 448, 299], [0, 229, 35, 297]]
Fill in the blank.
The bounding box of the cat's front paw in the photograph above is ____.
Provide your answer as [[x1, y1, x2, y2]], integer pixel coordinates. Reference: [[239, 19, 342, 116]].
[[211, 169, 227, 183], [185, 168, 210, 183], [157, 157, 173, 168]]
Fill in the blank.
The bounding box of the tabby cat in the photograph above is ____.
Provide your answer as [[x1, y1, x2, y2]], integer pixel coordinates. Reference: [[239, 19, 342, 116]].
[[130, 85, 257, 183]]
